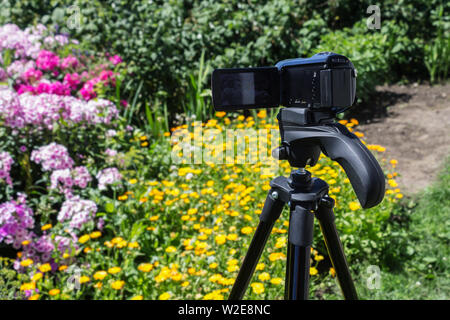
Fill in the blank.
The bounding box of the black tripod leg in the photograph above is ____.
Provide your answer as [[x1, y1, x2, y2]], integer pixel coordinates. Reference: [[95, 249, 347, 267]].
[[285, 204, 314, 300], [229, 189, 285, 300], [315, 196, 358, 300]]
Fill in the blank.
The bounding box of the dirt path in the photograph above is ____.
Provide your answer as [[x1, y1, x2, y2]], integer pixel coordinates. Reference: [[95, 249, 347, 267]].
[[351, 82, 450, 195]]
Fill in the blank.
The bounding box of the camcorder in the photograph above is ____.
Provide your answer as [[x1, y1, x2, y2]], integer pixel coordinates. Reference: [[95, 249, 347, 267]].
[[211, 52, 385, 209], [212, 52, 356, 113]]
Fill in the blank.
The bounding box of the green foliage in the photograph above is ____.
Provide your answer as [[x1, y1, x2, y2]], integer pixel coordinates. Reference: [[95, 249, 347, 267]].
[[0, 258, 22, 299], [424, 6, 450, 83], [1, 0, 448, 110], [182, 50, 213, 120]]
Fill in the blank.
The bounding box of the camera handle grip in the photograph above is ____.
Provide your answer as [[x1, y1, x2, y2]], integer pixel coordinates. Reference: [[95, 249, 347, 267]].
[[319, 123, 385, 208]]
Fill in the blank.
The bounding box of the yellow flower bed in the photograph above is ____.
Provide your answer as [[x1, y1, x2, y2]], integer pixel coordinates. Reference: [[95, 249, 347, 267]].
[[20, 111, 400, 300]]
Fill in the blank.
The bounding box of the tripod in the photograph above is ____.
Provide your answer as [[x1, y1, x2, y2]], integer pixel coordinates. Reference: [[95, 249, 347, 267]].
[[229, 108, 385, 300], [229, 168, 357, 300]]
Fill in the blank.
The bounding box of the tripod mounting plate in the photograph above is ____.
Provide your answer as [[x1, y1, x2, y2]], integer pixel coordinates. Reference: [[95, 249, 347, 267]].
[[270, 175, 328, 207]]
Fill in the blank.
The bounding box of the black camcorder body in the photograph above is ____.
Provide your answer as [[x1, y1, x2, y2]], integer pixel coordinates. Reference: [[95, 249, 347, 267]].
[[212, 52, 356, 113]]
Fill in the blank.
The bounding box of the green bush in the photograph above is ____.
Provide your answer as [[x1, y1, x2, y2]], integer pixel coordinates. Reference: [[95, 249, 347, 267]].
[[1, 0, 448, 114]]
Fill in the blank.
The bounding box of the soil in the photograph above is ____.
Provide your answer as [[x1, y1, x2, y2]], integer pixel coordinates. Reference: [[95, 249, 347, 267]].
[[348, 82, 450, 195]]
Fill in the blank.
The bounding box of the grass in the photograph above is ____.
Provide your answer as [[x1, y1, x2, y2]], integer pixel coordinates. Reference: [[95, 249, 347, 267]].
[[323, 157, 450, 300]]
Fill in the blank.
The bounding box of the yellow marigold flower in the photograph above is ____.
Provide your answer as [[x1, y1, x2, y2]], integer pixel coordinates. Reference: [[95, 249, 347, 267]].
[[258, 272, 271, 281], [94, 271, 108, 280], [227, 264, 239, 273], [349, 201, 360, 211], [108, 267, 122, 274], [59, 265, 68, 272], [21, 240, 30, 246], [159, 292, 171, 300], [79, 276, 90, 284], [388, 179, 398, 187], [49, 289, 60, 296], [149, 215, 159, 221], [314, 255, 324, 262], [20, 282, 35, 291], [130, 295, 143, 300], [138, 263, 153, 273], [128, 178, 138, 184], [20, 259, 33, 267], [111, 280, 125, 290], [28, 294, 40, 300], [209, 263, 218, 269], [111, 237, 124, 244], [268, 252, 286, 262], [41, 224, 52, 231], [241, 227, 253, 235], [215, 235, 227, 245], [187, 208, 198, 215], [118, 194, 128, 201], [171, 273, 183, 281], [94, 282, 102, 289], [30, 273, 42, 283], [226, 233, 238, 241], [165, 246, 176, 253], [310, 267, 318, 276], [141, 141, 148, 147], [188, 268, 196, 275], [257, 110, 267, 118], [78, 234, 90, 244], [62, 253, 70, 259], [90, 231, 102, 239], [215, 111, 226, 118], [270, 277, 283, 285], [396, 193, 404, 199], [250, 282, 265, 294], [255, 263, 265, 271], [39, 263, 52, 273], [128, 242, 139, 249], [181, 281, 189, 287], [330, 267, 336, 277]]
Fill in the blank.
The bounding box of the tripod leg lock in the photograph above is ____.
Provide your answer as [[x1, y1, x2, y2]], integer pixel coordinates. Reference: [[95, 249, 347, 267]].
[[260, 189, 285, 224], [289, 205, 314, 247], [315, 196, 336, 224]]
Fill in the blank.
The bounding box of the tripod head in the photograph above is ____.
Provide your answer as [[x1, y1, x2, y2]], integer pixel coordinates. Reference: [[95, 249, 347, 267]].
[[273, 108, 385, 209]]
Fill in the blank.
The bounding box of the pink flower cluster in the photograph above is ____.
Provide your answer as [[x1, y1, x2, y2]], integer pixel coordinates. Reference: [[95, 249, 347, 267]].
[[0, 87, 119, 130], [0, 195, 34, 249], [50, 166, 92, 198], [109, 55, 123, 65], [0, 24, 45, 60], [17, 81, 71, 96], [57, 196, 97, 230], [31, 143, 74, 171], [96, 167, 123, 190], [35, 50, 60, 71], [2, 24, 123, 102], [0, 151, 13, 186], [0, 194, 75, 271]]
